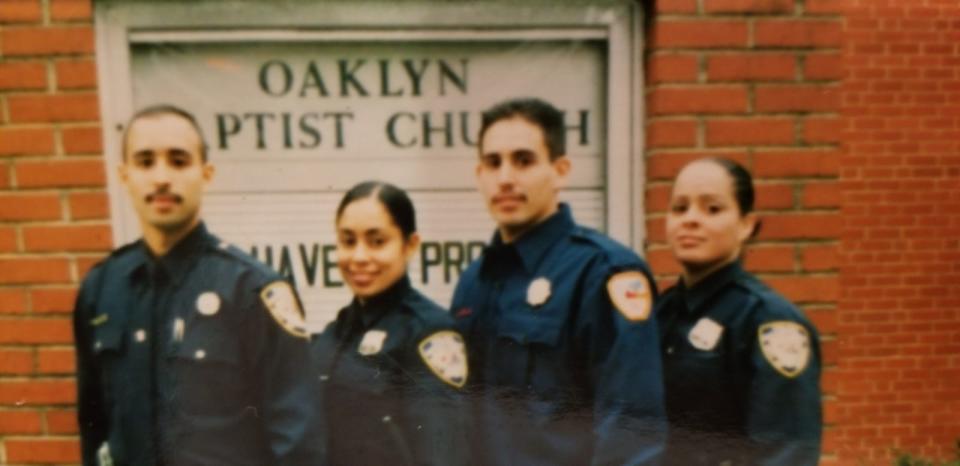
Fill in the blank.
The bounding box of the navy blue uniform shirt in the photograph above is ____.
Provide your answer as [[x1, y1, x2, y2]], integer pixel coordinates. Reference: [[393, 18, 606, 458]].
[[311, 275, 470, 466], [657, 261, 822, 465], [451, 203, 667, 466], [73, 223, 322, 466]]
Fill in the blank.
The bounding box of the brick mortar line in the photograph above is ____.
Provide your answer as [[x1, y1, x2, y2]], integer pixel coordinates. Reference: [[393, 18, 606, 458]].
[[0, 189, 96, 197], [0, 218, 112, 226], [0, 254, 106, 262], [1, 344, 75, 350], [646, 144, 842, 152], [649, 111, 842, 118], [646, 239, 841, 248], [0, 284, 77, 290], [0, 24, 93, 31], [653, 14, 842, 20], [0, 90, 98, 97], [2, 154, 104, 161], [648, 82, 842, 88], [651, 46, 843, 53], [646, 111, 842, 118], [0, 372, 77, 381], [0, 122, 99, 130], [41, 0, 52, 26]]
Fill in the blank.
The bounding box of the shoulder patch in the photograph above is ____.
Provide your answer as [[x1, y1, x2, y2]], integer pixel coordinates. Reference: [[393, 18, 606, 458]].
[[260, 281, 308, 339], [758, 321, 811, 378], [607, 271, 653, 322], [418, 330, 468, 389]]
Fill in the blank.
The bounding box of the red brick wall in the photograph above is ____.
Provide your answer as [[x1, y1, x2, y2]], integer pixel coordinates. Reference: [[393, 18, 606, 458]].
[[0, 0, 956, 464], [643, 0, 844, 460], [0, 0, 104, 464], [833, 0, 960, 463]]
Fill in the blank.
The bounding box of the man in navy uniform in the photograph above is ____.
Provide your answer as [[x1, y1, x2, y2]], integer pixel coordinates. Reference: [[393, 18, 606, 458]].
[[450, 98, 667, 465], [72, 105, 322, 466]]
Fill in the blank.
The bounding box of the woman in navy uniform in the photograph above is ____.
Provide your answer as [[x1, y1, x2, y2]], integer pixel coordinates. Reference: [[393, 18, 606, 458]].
[[658, 158, 822, 465], [311, 181, 470, 465]]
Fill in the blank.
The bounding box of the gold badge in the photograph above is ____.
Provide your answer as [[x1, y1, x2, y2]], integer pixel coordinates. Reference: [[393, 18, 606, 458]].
[[418, 330, 468, 388], [358, 329, 388, 356], [260, 281, 308, 338], [688, 318, 724, 351], [606, 271, 653, 322], [526, 277, 551, 307], [759, 321, 811, 378], [90, 314, 109, 326], [196, 292, 221, 316]]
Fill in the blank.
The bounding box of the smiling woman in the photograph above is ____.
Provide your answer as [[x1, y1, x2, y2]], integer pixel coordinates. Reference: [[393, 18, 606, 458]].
[[309, 180, 471, 465], [657, 158, 823, 465]]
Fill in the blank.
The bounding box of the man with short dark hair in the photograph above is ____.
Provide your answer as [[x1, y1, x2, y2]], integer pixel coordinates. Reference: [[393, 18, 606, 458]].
[[451, 97, 667, 465], [73, 105, 322, 466]]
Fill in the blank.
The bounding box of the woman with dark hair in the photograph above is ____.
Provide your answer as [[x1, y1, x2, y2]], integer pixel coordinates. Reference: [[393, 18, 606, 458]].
[[311, 180, 469, 465], [658, 158, 822, 465]]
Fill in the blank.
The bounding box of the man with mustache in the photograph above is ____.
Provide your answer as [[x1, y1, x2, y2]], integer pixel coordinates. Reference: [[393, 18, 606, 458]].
[[450, 98, 667, 465], [72, 105, 322, 466]]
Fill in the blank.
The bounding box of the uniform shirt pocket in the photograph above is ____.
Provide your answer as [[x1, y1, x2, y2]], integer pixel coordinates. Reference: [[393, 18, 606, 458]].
[[92, 324, 125, 356], [168, 326, 247, 417], [91, 325, 126, 410], [494, 302, 572, 397], [495, 295, 567, 348]]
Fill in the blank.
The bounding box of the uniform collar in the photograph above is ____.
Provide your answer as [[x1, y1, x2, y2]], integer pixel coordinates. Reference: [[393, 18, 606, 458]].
[[127, 222, 212, 285], [679, 260, 744, 315], [350, 275, 412, 330], [488, 203, 575, 273]]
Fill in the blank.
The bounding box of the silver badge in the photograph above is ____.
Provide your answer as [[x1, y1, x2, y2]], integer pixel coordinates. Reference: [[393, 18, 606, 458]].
[[196, 292, 221, 316], [526, 277, 551, 307], [688, 318, 724, 351], [358, 329, 388, 356]]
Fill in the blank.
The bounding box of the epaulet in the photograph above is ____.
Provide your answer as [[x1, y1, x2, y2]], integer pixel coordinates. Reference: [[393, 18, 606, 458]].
[[736, 275, 809, 323], [86, 240, 141, 277], [570, 225, 645, 269], [207, 239, 279, 278], [105, 240, 139, 259], [569, 225, 600, 243], [402, 289, 455, 330]]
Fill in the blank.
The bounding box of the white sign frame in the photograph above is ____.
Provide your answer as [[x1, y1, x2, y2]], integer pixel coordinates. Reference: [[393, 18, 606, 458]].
[[95, 0, 647, 251]]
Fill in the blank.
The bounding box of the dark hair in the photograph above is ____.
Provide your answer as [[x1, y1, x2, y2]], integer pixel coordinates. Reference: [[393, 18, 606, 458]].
[[123, 104, 209, 162], [335, 181, 417, 239], [478, 97, 566, 160], [701, 157, 762, 237], [705, 158, 755, 215]]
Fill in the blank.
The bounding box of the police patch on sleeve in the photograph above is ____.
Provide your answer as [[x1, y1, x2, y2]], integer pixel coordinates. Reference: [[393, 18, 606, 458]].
[[606, 271, 653, 322], [418, 330, 468, 389], [260, 281, 308, 339], [758, 321, 811, 378]]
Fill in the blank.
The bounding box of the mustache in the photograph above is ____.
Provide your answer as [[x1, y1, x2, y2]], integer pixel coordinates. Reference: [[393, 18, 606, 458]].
[[145, 189, 183, 204]]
